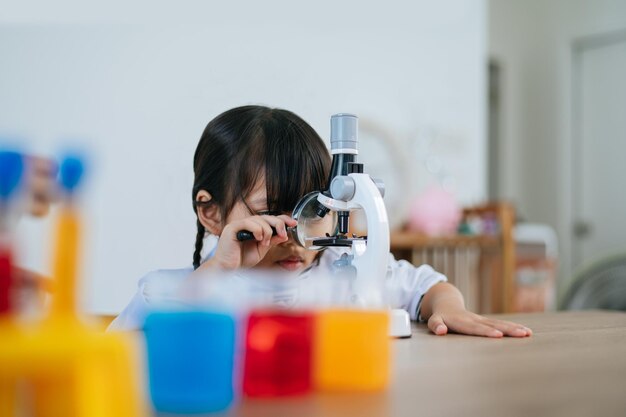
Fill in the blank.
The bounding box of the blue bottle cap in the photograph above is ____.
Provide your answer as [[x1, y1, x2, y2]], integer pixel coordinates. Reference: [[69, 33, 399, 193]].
[[59, 155, 84, 192], [0, 151, 24, 200]]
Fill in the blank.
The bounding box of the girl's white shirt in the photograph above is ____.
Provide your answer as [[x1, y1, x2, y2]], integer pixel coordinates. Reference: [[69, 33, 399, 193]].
[[108, 235, 446, 331]]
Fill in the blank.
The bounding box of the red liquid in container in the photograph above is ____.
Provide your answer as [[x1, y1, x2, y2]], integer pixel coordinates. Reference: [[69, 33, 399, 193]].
[[0, 246, 12, 314], [242, 310, 314, 397]]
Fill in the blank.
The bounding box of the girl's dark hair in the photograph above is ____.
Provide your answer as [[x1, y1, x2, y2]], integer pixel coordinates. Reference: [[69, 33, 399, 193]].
[[192, 105, 331, 269]]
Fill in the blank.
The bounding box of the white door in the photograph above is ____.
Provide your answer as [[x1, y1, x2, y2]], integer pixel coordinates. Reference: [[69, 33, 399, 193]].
[[573, 33, 626, 271]]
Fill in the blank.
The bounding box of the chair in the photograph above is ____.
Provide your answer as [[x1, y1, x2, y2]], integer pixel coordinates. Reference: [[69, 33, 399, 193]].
[[560, 252, 626, 311]]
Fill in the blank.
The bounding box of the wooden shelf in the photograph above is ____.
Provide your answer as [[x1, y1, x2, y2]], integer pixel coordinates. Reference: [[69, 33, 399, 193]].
[[390, 231, 500, 249], [389, 202, 516, 314]]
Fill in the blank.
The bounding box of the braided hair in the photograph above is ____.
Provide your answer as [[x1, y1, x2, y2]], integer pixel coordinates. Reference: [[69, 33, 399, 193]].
[[191, 106, 330, 269]]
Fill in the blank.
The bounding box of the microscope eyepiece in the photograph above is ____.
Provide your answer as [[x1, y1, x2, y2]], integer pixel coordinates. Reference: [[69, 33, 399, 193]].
[[315, 201, 330, 218], [330, 113, 358, 155]]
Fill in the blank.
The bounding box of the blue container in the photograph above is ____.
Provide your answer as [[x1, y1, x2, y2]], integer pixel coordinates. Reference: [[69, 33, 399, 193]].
[[144, 310, 236, 414]]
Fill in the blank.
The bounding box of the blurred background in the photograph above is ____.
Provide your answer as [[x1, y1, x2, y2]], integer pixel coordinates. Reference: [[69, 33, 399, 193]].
[[1, 0, 625, 315]]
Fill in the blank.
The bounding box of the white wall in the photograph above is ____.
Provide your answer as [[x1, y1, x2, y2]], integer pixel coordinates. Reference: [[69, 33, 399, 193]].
[[1, 0, 487, 314], [489, 0, 626, 294]]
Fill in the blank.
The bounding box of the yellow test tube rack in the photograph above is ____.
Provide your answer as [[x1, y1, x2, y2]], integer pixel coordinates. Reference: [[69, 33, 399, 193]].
[[0, 156, 146, 417]]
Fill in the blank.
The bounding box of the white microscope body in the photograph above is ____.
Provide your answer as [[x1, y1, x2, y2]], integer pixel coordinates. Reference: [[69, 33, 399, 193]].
[[314, 114, 412, 338], [316, 175, 388, 304]]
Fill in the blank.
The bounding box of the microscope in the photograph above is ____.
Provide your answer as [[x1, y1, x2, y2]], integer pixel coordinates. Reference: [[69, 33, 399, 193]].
[[298, 113, 411, 338], [237, 114, 412, 337]]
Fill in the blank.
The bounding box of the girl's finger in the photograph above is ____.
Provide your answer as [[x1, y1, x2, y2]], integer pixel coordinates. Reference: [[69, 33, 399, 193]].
[[276, 214, 297, 228], [258, 215, 288, 238], [224, 218, 265, 242], [248, 217, 274, 246], [448, 317, 503, 338], [427, 314, 448, 336], [483, 318, 532, 337]]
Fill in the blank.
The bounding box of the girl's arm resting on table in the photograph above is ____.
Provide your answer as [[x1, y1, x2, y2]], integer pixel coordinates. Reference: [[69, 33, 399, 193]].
[[419, 282, 533, 338]]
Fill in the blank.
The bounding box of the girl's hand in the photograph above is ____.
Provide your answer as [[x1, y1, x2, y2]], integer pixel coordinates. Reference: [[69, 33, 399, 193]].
[[421, 283, 532, 338], [427, 306, 533, 338], [200, 214, 297, 270]]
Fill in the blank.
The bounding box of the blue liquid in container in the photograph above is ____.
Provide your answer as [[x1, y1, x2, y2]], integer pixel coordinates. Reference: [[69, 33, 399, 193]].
[[144, 311, 236, 413]]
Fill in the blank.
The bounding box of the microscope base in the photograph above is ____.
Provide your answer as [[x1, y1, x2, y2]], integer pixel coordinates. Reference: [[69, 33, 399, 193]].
[[389, 309, 412, 338]]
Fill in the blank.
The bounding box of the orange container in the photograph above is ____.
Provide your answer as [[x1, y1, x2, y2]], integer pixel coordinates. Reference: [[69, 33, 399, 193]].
[[314, 309, 390, 391]]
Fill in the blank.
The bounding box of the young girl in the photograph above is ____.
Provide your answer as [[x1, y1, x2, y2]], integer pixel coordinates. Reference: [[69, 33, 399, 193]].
[[110, 105, 532, 338]]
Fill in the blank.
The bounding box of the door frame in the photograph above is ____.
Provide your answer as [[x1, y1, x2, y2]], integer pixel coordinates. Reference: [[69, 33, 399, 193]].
[[569, 29, 626, 276]]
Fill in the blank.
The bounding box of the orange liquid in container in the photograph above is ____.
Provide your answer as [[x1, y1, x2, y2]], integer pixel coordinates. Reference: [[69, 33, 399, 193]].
[[314, 309, 390, 391]]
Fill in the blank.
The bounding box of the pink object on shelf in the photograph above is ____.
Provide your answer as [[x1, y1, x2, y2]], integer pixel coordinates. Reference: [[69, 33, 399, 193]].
[[408, 186, 462, 236]]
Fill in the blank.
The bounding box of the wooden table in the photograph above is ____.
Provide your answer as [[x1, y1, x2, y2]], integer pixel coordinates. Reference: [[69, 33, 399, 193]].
[[230, 311, 626, 417]]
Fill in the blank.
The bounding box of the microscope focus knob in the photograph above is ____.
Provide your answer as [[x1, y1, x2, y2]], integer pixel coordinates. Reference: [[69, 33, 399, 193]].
[[330, 176, 355, 201]]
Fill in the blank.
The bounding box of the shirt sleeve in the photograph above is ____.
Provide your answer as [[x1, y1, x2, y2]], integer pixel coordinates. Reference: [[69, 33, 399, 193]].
[[107, 267, 193, 331], [107, 277, 151, 331], [384, 253, 447, 321]]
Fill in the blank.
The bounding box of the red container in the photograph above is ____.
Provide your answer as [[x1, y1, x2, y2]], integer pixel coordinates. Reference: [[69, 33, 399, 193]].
[[0, 246, 13, 314], [242, 310, 314, 397]]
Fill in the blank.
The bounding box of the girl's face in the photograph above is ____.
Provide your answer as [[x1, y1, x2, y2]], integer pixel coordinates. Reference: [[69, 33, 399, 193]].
[[225, 180, 319, 273]]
